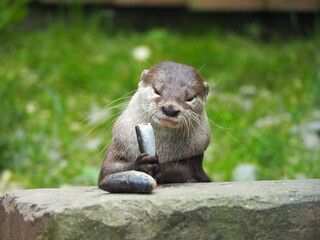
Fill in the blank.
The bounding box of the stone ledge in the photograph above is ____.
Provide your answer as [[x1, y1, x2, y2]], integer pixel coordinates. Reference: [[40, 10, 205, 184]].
[[1, 180, 320, 240]]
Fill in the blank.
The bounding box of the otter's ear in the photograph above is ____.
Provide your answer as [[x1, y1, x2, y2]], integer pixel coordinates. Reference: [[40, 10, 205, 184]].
[[203, 82, 209, 97], [138, 69, 149, 87]]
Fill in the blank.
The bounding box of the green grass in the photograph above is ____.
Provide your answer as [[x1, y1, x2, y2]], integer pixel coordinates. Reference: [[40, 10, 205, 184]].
[[0, 11, 319, 192]]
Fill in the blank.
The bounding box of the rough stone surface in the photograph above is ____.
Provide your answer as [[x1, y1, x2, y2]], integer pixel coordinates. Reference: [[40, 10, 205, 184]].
[[1, 180, 320, 240]]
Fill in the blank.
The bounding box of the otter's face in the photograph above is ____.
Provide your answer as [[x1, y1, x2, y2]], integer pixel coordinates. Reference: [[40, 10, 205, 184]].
[[138, 61, 209, 129]]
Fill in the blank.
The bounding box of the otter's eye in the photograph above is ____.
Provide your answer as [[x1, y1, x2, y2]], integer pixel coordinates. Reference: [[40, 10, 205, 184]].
[[186, 96, 196, 102], [154, 88, 161, 96]]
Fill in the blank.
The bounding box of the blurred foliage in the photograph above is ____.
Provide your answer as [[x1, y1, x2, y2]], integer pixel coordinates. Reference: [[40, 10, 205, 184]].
[[0, 7, 319, 192], [0, 0, 31, 32]]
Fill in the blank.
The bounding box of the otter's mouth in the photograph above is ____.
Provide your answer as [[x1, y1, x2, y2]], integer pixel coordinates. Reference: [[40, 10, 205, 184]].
[[159, 118, 179, 128]]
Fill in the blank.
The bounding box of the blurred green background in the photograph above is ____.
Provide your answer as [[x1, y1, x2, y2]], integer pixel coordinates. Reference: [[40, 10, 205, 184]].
[[0, 1, 319, 193]]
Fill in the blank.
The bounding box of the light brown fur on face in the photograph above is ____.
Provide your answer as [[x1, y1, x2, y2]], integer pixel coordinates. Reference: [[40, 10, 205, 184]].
[[139, 61, 209, 129], [98, 61, 211, 187]]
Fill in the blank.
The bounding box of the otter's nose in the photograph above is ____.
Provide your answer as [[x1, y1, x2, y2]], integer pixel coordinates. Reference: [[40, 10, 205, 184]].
[[162, 105, 180, 118]]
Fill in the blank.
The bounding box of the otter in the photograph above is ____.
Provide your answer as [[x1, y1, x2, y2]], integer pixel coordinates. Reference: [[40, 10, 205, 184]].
[[98, 61, 211, 193]]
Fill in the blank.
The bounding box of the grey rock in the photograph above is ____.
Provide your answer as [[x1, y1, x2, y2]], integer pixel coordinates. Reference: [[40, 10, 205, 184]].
[[239, 85, 257, 97], [232, 163, 258, 181], [296, 121, 320, 149], [1, 180, 320, 240], [254, 113, 291, 128]]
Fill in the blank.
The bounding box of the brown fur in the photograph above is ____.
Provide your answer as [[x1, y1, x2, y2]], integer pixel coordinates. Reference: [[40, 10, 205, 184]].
[[98, 61, 211, 187]]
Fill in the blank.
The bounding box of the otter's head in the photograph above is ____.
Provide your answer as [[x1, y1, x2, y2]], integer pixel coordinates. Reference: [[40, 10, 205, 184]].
[[138, 61, 209, 129]]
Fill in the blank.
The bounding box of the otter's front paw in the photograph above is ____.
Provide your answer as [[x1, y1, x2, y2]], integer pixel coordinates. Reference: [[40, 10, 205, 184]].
[[134, 153, 160, 177]]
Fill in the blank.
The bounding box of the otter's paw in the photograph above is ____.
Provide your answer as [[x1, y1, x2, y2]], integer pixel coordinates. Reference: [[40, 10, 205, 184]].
[[134, 153, 160, 176]]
